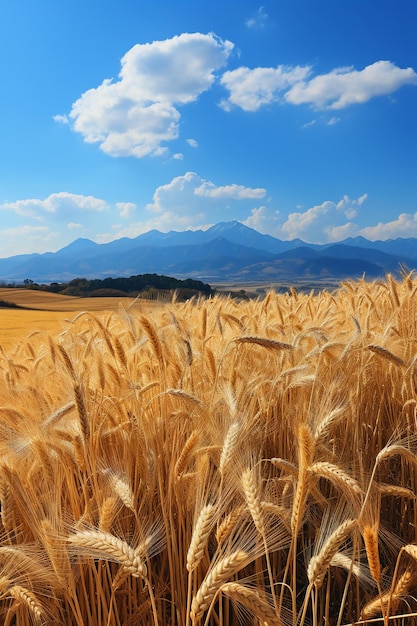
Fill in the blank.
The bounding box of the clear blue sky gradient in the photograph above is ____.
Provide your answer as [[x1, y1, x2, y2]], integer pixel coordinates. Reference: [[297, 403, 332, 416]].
[[0, 0, 416, 255]]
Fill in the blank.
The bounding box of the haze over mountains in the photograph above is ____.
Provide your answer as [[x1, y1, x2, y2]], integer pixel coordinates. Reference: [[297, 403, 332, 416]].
[[0, 221, 416, 284]]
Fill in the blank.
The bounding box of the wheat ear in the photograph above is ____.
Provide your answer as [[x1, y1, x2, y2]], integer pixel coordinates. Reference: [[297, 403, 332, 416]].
[[40, 518, 70, 588], [221, 582, 284, 625], [367, 345, 405, 367], [219, 422, 240, 477], [9, 585, 44, 625], [113, 335, 128, 368], [233, 336, 294, 351], [310, 461, 362, 498], [175, 431, 199, 478], [403, 544, 417, 561], [187, 504, 215, 572], [57, 344, 76, 379], [362, 524, 381, 585], [110, 473, 135, 511], [361, 570, 414, 619], [139, 315, 164, 364], [308, 519, 356, 588], [241, 468, 264, 535], [291, 423, 314, 534], [190, 550, 249, 623], [99, 496, 118, 532], [74, 383, 89, 439], [216, 506, 245, 544], [68, 530, 147, 579]]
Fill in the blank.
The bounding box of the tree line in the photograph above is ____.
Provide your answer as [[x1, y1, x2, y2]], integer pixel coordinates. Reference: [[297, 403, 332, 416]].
[[16, 274, 213, 300]]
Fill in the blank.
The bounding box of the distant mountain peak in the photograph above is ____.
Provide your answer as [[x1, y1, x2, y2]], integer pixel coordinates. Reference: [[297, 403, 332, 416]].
[[0, 221, 415, 283]]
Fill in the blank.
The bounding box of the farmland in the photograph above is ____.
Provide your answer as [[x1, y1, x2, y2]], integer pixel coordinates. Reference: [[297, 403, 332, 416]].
[[0, 277, 416, 625], [0, 288, 152, 351]]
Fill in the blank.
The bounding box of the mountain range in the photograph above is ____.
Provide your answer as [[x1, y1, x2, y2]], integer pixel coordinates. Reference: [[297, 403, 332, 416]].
[[0, 221, 416, 284]]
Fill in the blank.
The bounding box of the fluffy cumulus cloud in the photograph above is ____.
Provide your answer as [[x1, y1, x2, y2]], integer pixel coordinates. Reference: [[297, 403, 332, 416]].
[[280, 195, 368, 242], [285, 61, 417, 110], [1, 192, 108, 221], [220, 65, 311, 111], [241, 195, 370, 242], [221, 60, 417, 112], [244, 206, 281, 231], [146, 171, 265, 212], [194, 182, 266, 199], [66, 33, 233, 158], [359, 213, 417, 240], [257, 192, 417, 243], [97, 172, 267, 242], [116, 202, 137, 218], [0, 192, 112, 255], [59, 31, 417, 155]]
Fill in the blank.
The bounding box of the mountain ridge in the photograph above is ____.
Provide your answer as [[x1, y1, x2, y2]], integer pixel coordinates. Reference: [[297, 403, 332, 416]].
[[1, 221, 416, 283]]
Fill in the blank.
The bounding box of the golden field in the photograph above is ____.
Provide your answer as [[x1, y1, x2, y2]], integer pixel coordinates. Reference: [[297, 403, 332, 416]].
[[0, 277, 417, 625], [0, 289, 153, 351]]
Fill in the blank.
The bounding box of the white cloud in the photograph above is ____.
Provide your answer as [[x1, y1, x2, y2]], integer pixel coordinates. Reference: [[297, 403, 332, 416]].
[[244, 206, 280, 232], [327, 116, 340, 125], [280, 195, 368, 241], [220, 60, 417, 114], [97, 172, 267, 242], [187, 138, 198, 148], [285, 60, 417, 110], [194, 182, 266, 200], [0, 226, 57, 256], [53, 114, 69, 124], [246, 6, 268, 29], [220, 65, 311, 111], [145, 172, 266, 214], [67, 222, 83, 229], [66, 33, 233, 158], [359, 212, 417, 240], [1, 192, 108, 220], [243, 195, 368, 242], [116, 202, 137, 218]]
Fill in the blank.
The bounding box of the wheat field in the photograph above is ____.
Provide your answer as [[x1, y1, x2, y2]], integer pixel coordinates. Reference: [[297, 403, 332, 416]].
[[1, 276, 417, 625]]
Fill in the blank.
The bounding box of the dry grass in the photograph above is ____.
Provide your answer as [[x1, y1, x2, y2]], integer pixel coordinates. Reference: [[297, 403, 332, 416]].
[[0, 276, 417, 624]]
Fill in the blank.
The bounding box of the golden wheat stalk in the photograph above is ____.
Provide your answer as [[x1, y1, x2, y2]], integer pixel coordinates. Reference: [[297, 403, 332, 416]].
[[221, 582, 284, 625], [362, 524, 381, 585], [291, 423, 314, 535], [99, 496, 118, 533], [109, 473, 135, 511], [219, 421, 240, 476], [233, 336, 294, 351], [361, 570, 414, 619], [310, 461, 362, 498], [9, 585, 44, 625], [241, 467, 264, 535], [73, 383, 89, 439], [190, 550, 249, 623], [367, 345, 405, 367], [68, 530, 147, 579], [139, 314, 164, 364], [308, 519, 356, 588], [175, 431, 199, 478], [216, 506, 246, 545], [187, 504, 215, 572]]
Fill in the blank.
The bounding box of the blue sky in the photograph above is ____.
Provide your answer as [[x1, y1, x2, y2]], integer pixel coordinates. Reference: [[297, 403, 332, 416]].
[[0, 0, 416, 256]]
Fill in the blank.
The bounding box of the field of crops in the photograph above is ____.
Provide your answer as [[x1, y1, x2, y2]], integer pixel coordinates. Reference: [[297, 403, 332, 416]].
[[0, 276, 417, 625]]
